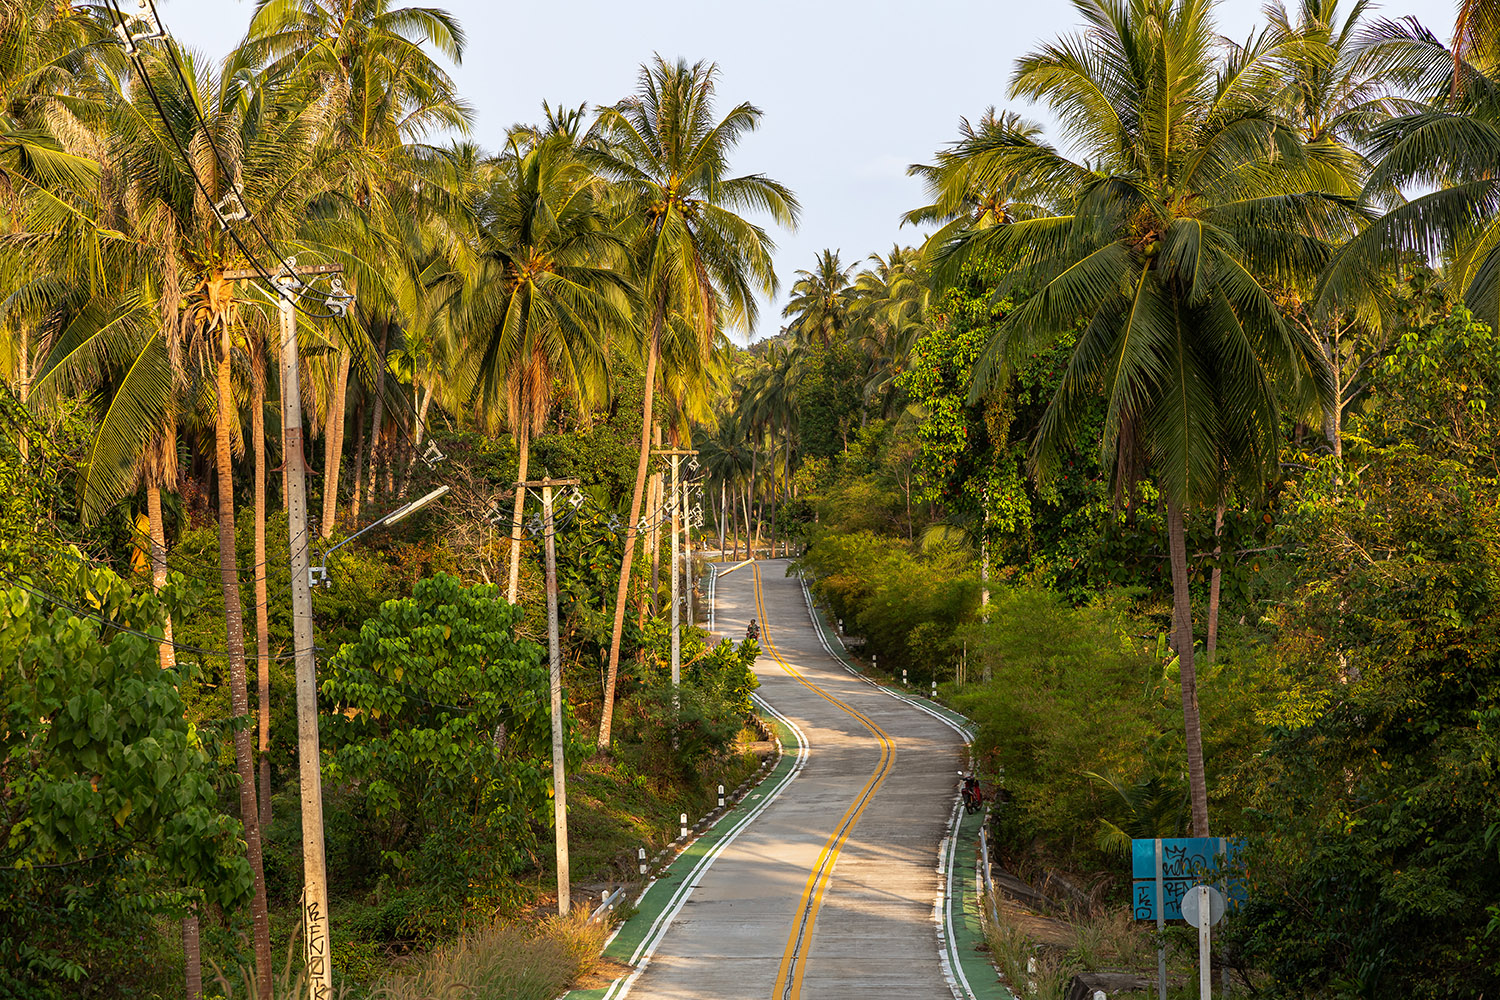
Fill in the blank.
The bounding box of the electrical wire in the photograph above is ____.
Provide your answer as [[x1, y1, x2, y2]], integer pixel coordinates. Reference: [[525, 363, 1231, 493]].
[[103, 0, 345, 321], [3, 575, 308, 660]]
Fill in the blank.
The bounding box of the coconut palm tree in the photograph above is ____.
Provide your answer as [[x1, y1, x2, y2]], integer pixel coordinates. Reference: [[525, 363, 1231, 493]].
[[783, 249, 853, 346], [461, 133, 629, 604], [903, 109, 1051, 247], [849, 246, 932, 414], [243, 0, 472, 538], [1322, 11, 1500, 330], [587, 56, 798, 750], [935, 0, 1354, 836], [42, 37, 342, 998]]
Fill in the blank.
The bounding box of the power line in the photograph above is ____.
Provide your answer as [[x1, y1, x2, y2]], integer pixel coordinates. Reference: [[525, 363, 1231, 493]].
[[3, 575, 308, 661], [103, 0, 345, 321]]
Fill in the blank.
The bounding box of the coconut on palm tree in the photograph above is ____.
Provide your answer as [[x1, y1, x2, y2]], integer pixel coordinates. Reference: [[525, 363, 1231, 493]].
[[587, 56, 798, 750]]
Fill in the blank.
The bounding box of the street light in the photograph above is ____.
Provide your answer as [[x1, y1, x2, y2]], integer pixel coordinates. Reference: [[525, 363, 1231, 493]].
[[310, 486, 450, 587]]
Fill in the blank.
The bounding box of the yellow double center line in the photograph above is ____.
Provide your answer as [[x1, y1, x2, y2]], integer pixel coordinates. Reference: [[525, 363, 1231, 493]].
[[753, 562, 896, 1000]]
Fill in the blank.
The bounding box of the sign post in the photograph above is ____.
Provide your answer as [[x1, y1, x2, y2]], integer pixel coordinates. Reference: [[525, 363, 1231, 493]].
[[1131, 837, 1245, 1000], [1181, 883, 1226, 1000]]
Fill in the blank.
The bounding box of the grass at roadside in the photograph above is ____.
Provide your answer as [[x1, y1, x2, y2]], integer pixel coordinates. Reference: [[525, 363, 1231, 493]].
[[565, 734, 763, 884], [373, 911, 609, 1000]]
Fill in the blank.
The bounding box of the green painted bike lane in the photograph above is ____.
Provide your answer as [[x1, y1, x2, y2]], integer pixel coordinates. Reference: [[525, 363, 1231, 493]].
[[563, 704, 805, 1000]]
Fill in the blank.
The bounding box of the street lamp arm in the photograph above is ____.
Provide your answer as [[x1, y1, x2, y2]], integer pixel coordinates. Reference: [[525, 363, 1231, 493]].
[[322, 485, 451, 561], [312, 485, 451, 588]]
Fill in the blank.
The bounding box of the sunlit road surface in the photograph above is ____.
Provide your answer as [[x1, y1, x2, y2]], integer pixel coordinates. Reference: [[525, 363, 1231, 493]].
[[623, 558, 965, 1000]]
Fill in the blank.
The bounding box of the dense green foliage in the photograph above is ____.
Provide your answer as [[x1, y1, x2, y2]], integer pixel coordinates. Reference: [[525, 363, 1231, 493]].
[[0, 557, 248, 998], [319, 574, 559, 939]]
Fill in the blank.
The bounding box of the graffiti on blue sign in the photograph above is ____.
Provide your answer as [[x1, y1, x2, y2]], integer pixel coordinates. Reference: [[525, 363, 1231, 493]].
[[1130, 837, 1246, 922]]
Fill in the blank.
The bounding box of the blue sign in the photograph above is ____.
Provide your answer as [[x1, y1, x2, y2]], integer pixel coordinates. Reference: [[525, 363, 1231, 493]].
[[1131, 837, 1246, 922]]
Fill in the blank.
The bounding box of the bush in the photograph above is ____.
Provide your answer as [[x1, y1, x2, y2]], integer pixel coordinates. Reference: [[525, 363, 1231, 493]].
[[373, 913, 607, 1000], [624, 622, 758, 785], [800, 530, 977, 683]]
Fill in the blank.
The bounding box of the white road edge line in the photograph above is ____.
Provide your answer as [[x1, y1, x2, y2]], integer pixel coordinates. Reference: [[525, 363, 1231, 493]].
[[596, 568, 810, 1000]]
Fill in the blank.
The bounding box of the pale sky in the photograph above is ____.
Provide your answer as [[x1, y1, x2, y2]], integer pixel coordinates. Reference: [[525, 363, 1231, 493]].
[[157, 0, 1452, 342]]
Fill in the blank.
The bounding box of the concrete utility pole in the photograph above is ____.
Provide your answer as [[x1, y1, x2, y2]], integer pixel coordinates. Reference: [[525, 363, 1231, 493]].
[[518, 476, 581, 916], [682, 471, 693, 628], [227, 259, 344, 1000], [652, 449, 696, 702]]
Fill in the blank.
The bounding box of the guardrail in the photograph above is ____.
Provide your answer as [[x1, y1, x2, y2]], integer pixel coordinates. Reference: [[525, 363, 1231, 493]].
[[978, 811, 1001, 929], [589, 886, 627, 924]]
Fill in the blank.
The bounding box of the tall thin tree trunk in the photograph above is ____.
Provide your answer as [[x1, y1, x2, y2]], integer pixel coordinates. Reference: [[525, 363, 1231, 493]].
[[364, 320, 390, 507], [747, 444, 759, 557], [600, 328, 661, 750], [215, 344, 272, 1000], [1167, 496, 1210, 837], [320, 346, 351, 537], [147, 481, 200, 1000], [16, 324, 27, 461], [1206, 501, 1224, 664], [252, 349, 272, 833], [648, 426, 663, 614], [731, 482, 742, 560], [719, 480, 728, 557], [507, 433, 529, 604], [743, 483, 755, 558], [400, 380, 436, 498], [349, 395, 366, 522], [783, 422, 793, 555], [768, 433, 778, 559], [146, 484, 175, 672]]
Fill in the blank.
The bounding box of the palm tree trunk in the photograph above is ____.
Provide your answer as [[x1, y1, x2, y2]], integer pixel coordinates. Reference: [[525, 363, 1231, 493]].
[[319, 346, 352, 537], [1206, 501, 1224, 664], [1167, 496, 1210, 837], [147, 482, 201, 1000], [742, 483, 754, 558], [768, 433, 778, 559], [16, 324, 27, 461], [600, 327, 661, 750], [719, 480, 728, 557], [783, 422, 793, 555], [747, 445, 759, 557], [215, 347, 273, 1000], [731, 481, 742, 560], [507, 432, 529, 604], [364, 320, 390, 508], [399, 379, 436, 498], [349, 395, 366, 522], [252, 350, 272, 833], [648, 429, 663, 614], [146, 484, 175, 672]]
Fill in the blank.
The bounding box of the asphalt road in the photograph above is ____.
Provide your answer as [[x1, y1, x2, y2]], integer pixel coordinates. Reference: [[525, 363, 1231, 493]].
[[622, 558, 966, 1000]]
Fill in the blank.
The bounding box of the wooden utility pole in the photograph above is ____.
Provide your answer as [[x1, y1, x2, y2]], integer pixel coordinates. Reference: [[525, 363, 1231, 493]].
[[225, 260, 343, 1000], [517, 476, 580, 916]]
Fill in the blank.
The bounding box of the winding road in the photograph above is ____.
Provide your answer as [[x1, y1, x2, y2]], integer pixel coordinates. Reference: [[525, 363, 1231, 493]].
[[616, 558, 968, 1000]]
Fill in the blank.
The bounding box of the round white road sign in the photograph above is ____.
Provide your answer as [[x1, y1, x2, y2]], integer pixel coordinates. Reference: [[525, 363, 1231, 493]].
[[1181, 884, 1226, 928]]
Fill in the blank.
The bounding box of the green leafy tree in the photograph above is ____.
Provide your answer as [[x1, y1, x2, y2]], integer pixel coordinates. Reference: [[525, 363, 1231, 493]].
[[319, 573, 560, 937], [1237, 307, 1500, 997], [0, 558, 249, 1000]]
